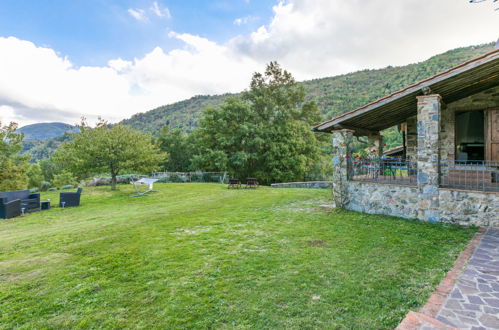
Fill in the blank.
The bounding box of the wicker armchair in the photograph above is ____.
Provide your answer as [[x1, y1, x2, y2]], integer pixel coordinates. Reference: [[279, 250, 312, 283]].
[[0, 197, 21, 219], [60, 188, 83, 207]]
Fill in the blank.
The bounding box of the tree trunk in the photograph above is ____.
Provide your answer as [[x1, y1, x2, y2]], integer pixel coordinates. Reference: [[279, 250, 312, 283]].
[[111, 174, 117, 190]]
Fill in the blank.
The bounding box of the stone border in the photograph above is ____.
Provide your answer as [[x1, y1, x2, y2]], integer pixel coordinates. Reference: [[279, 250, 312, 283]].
[[270, 181, 332, 189], [396, 228, 486, 330]]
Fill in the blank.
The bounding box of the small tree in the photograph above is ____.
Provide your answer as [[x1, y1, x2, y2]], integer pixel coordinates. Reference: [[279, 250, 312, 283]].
[[39, 158, 62, 182], [27, 163, 43, 189], [157, 127, 193, 171], [0, 121, 30, 191], [52, 170, 77, 188], [54, 119, 166, 190]]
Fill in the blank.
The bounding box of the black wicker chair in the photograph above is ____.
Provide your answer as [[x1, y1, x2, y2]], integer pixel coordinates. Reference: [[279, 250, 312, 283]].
[[0, 197, 21, 219], [60, 188, 82, 207]]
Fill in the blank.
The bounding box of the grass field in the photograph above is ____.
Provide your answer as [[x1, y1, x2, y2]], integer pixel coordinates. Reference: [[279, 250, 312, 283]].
[[0, 184, 476, 329]]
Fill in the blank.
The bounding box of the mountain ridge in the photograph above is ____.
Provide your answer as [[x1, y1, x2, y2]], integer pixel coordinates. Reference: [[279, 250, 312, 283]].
[[20, 42, 497, 161], [18, 122, 76, 140], [120, 42, 496, 135]]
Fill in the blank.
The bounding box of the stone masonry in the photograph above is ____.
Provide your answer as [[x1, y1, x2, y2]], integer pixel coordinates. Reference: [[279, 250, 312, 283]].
[[436, 230, 499, 329], [417, 94, 442, 222], [331, 130, 353, 208], [330, 91, 498, 227], [346, 182, 419, 219]]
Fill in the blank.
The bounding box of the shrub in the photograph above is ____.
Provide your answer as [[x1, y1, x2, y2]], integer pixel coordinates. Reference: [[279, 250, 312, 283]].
[[29, 188, 39, 193], [52, 171, 77, 188], [61, 185, 74, 190], [40, 181, 51, 192], [85, 177, 111, 187], [48, 187, 57, 191], [116, 174, 146, 184]]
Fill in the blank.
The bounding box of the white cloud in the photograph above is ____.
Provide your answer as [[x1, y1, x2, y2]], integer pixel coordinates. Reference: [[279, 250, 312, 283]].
[[1, 0, 498, 127], [128, 8, 147, 21], [0, 36, 260, 127], [151, 1, 171, 19], [234, 15, 256, 26], [230, 0, 499, 80]]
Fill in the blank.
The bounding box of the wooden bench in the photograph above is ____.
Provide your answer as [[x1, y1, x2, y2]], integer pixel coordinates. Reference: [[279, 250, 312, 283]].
[[246, 178, 259, 189], [228, 178, 241, 189]]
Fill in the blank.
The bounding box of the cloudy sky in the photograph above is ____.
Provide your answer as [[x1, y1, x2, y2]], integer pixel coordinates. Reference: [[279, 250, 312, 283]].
[[0, 0, 498, 127]]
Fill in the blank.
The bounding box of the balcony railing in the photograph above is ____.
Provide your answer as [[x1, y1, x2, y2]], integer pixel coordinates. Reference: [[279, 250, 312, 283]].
[[440, 160, 499, 192], [351, 158, 499, 192], [351, 159, 417, 186]]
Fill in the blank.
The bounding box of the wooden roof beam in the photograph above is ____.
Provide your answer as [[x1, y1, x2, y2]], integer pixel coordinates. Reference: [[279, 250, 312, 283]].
[[334, 124, 379, 137]]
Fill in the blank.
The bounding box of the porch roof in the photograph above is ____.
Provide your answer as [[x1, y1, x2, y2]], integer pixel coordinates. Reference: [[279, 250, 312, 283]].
[[313, 49, 499, 135]]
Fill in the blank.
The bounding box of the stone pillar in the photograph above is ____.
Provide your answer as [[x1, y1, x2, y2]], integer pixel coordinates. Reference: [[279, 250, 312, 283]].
[[406, 116, 417, 162], [332, 129, 354, 208], [416, 94, 441, 222], [368, 134, 383, 157]]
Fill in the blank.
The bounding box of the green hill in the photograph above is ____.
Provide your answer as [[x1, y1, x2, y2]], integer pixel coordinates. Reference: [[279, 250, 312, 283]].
[[22, 42, 496, 161], [18, 122, 77, 140], [121, 42, 496, 134]]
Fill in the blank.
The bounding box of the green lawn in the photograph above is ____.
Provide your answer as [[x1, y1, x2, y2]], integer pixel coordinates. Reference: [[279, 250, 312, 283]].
[[0, 184, 475, 329]]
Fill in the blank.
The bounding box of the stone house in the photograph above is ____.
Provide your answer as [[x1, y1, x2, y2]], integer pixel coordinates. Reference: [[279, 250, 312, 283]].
[[313, 49, 499, 227]]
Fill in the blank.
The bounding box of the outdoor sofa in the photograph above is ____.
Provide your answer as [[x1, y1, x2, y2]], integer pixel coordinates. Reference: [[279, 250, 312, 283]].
[[0, 189, 40, 218]]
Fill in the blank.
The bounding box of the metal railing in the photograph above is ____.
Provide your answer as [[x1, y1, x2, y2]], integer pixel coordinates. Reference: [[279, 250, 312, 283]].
[[151, 171, 228, 184], [351, 159, 417, 186], [440, 160, 499, 192]]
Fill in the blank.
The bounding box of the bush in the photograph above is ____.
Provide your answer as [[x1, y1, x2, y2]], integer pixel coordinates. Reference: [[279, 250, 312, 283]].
[[116, 174, 146, 184], [29, 188, 39, 193], [85, 177, 111, 187], [61, 185, 74, 190], [48, 187, 57, 191], [52, 171, 77, 188], [40, 181, 51, 192]]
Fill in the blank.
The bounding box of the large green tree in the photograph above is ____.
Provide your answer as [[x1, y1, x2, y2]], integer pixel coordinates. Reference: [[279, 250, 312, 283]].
[[54, 119, 166, 190], [192, 62, 324, 184], [157, 127, 193, 172], [0, 122, 30, 191]]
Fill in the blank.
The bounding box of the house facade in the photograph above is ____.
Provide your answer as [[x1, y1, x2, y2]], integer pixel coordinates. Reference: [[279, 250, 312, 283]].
[[314, 49, 499, 227]]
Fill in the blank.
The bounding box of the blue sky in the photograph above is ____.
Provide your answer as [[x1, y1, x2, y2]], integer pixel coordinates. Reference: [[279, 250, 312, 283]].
[[0, 0, 497, 127], [0, 0, 274, 67]]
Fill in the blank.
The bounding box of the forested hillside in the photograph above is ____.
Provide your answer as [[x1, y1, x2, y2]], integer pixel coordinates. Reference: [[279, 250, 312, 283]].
[[122, 43, 495, 134], [22, 42, 496, 161], [18, 122, 77, 140]]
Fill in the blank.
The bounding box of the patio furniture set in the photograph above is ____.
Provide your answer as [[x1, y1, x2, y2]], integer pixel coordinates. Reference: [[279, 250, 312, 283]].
[[228, 178, 259, 189], [0, 188, 82, 219]]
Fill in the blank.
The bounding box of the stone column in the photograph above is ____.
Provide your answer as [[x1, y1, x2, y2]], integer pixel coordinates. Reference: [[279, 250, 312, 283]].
[[368, 134, 383, 157], [331, 129, 354, 208], [416, 94, 441, 222]]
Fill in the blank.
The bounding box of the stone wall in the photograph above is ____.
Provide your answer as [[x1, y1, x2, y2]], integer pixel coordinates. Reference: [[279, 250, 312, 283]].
[[271, 181, 332, 189], [439, 189, 499, 227], [344, 181, 499, 227], [346, 181, 419, 219]]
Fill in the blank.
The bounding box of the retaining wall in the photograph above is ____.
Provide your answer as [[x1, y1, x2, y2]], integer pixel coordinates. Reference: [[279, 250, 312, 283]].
[[345, 181, 499, 227], [271, 181, 332, 189]]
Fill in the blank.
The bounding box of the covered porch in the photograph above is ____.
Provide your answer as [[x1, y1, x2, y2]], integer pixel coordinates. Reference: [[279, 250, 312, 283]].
[[313, 49, 499, 226]]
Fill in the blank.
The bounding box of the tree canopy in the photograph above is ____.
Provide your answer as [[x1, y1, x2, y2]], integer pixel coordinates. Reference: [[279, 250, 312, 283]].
[[157, 127, 194, 172], [191, 62, 324, 184], [54, 119, 166, 190]]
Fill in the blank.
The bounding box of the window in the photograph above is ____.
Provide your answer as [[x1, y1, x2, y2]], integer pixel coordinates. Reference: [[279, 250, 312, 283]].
[[455, 110, 484, 161]]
